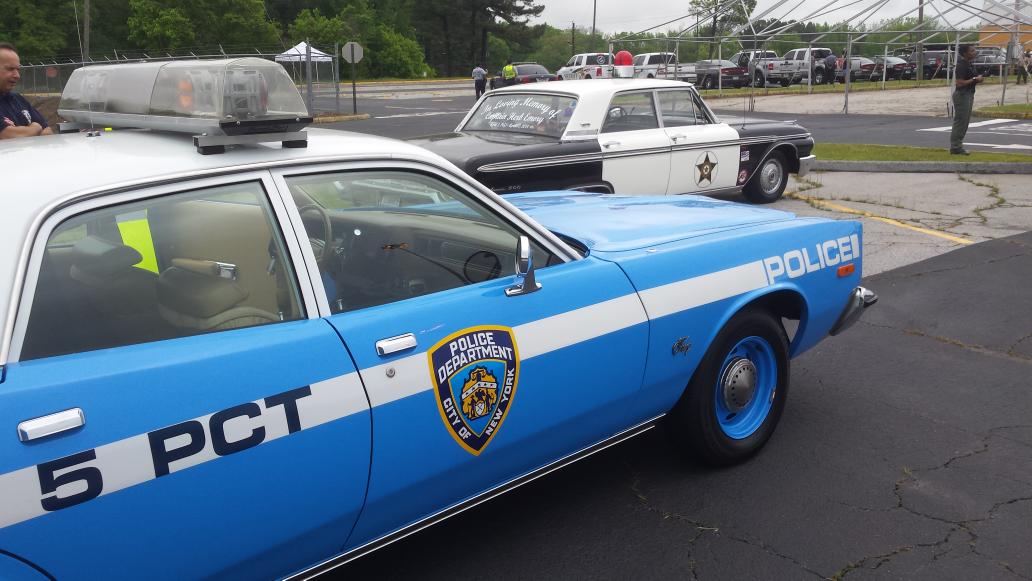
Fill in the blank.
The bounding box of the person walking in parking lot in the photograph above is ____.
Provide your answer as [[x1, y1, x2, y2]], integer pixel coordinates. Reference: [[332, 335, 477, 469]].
[[950, 44, 984, 155], [823, 51, 837, 84], [472, 64, 487, 98], [502, 61, 517, 86], [1018, 52, 1029, 85], [0, 42, 53, 139]]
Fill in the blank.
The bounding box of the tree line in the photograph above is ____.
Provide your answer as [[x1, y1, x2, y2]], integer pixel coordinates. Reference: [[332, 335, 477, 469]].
[[0, 0, 969, 78]]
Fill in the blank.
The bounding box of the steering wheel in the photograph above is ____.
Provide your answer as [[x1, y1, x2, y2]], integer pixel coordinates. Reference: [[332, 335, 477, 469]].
[[463, 250, 502, 283], [297, 204, 333, 263]]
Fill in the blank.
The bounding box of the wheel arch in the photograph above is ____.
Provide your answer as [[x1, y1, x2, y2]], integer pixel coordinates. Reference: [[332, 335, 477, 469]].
[[706, 286, 811, 359]]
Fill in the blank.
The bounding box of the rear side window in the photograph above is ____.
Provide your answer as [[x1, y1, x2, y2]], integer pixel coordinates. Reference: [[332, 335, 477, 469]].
[[602, 91, 659, 133], [21, 182, 303, 361]]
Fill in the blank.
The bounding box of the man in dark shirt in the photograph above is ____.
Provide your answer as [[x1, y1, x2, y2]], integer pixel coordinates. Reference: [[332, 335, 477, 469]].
[[950, 44, 983, 155], [0, 42, 52, 139]]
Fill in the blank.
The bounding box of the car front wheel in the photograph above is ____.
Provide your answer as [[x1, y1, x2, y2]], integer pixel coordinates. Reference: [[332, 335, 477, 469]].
[[753, 71, 765, 87], [743, 151, 788, 203], [667, 308, 789, 466], [814, 69, 826, 84]]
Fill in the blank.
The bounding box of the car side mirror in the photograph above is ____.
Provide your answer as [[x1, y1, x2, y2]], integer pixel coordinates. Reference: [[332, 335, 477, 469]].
[[505, 235, 541, 297]]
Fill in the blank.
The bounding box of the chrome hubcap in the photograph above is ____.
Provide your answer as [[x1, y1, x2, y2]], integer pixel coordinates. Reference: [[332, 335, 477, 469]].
[[760, 160, 783, 193], [721, 358, 757, 413]]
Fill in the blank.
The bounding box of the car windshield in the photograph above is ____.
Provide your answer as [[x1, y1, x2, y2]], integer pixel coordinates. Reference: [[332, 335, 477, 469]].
[[463, 93, 577, 138], [517, 64, 549, 75]]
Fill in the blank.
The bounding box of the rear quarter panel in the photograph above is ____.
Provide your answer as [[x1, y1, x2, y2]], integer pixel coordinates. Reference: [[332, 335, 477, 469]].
[[594, 218, 863, 421]]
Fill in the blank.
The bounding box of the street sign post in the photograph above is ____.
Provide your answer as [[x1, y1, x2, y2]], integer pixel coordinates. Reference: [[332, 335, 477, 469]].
[[343, 41, 364, 115]]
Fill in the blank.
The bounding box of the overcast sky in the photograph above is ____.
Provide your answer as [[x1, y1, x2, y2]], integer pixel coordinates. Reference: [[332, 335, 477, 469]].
[[531, 0, 1014, 35]]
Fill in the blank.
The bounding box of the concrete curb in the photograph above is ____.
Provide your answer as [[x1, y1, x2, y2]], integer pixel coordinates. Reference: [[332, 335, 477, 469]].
[[974, 110, 1032, 120], [814, 160, 1032, 174], [313, 113, 371, 123]]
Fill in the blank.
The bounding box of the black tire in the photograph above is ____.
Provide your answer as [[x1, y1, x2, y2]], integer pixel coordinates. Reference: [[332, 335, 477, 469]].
[[666, 308, 790, 466], [742, 151, 788, 204], [701, 75, 714, 89], [753, 71, 765, 88], [779, 77, 791, 87], [813, 69, 825, 85]]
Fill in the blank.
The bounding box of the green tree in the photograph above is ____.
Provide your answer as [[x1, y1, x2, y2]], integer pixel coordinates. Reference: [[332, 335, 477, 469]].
[[127, 0, 278, 51], [689, 0, 757, 58]]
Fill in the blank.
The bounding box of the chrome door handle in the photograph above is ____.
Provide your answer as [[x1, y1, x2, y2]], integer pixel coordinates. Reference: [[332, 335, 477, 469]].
[[602, 141, 620, 149], [18, 408, 85, 442], [376, 333, 417, 356], [670, 134, 686, 141]]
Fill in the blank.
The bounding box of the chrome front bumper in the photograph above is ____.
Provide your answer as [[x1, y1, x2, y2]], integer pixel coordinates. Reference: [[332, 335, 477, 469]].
[[797, 154, 817, 178], [829, 286, 878, 336]]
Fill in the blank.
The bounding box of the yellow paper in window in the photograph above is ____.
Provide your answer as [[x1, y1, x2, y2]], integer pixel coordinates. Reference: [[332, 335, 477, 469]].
[[117, 218, 159, 274]]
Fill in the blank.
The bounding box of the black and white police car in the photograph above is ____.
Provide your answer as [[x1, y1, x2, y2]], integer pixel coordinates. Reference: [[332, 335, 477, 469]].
[[408, 74, 816, 203]]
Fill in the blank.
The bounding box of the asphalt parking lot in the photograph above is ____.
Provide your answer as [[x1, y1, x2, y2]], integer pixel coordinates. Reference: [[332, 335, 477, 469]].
[[319, 88, 1031, 579], [330, 224, 1032, 581]]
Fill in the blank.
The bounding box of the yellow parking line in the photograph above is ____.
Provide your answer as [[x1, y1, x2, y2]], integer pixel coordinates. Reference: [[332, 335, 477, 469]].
[[787, 192, 974, 245]]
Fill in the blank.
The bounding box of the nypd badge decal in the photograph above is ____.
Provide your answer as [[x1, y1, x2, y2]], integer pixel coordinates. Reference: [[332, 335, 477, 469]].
[[429, 326, 520, 455]]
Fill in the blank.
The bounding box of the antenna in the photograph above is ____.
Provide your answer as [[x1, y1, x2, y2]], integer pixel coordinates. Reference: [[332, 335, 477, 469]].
[[71, 0, 98, 135]]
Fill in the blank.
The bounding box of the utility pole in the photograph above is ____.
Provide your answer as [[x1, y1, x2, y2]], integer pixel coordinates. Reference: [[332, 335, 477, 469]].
[[572, 21, 576, 55], [917, 0, 924, 81], [83, 0, 90, 60], [591, 0, 597, 53]]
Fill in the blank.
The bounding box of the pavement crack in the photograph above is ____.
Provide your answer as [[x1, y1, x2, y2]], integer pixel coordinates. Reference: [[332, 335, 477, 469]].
[[628, 472, 825, 578], [958, 175, 1009, 224], [902, 328, 1032, 364]]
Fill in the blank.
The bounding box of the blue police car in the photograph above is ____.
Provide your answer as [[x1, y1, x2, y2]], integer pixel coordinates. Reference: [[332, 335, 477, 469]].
[[0, 59, 875, 580]]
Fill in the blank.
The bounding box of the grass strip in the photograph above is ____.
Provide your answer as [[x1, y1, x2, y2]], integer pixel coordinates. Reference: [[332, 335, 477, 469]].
[[813, 143, 1032, 163]]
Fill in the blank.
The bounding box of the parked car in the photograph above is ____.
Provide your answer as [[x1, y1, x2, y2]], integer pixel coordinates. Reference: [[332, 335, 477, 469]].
[[773, 48, 835, 86], [906, 50, 953, 79], [728, 50, 782, 86], [555, 52, 615, 80], [0, 58, 875, 580], [632, 52, 696, 82], [488, 62, 555, 89], [694, 59, 750, 89], [868, 56, 915, 81], [835, 56, 875, 82], [973, 48, 1007, 76], [409, 78, 816, 203]]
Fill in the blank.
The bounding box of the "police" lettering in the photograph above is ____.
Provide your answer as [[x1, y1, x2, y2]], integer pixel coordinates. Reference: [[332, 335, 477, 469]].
[[763, 234, 860, 283]]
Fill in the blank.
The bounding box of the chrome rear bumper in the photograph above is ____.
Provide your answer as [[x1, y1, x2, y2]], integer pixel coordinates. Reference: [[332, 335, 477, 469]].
[[829, 286, 878, 336]]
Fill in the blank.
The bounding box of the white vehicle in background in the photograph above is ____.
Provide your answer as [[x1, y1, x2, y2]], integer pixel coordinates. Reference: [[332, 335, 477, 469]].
[[632, 52, 696, 82], [555, 53, 615, 80]]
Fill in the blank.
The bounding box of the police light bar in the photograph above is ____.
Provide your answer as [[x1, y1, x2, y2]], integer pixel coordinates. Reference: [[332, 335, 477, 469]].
[[58, 58, 312, 154]]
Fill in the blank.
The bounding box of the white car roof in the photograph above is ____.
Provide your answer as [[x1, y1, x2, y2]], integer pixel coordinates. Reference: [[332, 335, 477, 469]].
[[0, 128, 449, 350], [474, 78, 700, 137]]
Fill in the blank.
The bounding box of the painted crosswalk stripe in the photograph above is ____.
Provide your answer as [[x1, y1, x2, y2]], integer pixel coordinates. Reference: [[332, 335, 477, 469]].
[[918, 119, 1018, 132]]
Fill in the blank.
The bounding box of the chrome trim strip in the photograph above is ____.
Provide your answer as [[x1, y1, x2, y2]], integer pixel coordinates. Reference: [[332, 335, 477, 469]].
[[478, 152, 603, 173], [284, 416, 664, 580], [476, 134, 811, 175], [797, 154, 816, 178]]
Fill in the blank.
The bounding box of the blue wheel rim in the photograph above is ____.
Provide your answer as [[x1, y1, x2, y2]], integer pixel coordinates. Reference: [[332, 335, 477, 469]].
[[714, 336, 777, 439]]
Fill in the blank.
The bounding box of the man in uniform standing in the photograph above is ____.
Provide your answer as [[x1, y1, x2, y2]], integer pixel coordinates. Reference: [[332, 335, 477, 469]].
[[950, 44, 983, 156], [0, 42, 52, 139], [472, 64, 487, 98], [502, 61, 517, 87]]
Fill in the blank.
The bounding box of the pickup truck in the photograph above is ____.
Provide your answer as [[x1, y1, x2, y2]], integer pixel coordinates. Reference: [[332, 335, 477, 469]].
[[779, 47, 835, 85], [729, 50, 791, 87], [555, 53, 615, 80], [632, 52, 696, 82]]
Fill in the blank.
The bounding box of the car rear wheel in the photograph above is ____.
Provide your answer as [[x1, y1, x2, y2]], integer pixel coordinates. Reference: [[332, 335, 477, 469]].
[[701, 75, 714, 89], [814, 69, 826, 85], [753, 71, 765, 88], [667, 308, 789, 466], [743, 151, 788, 204]]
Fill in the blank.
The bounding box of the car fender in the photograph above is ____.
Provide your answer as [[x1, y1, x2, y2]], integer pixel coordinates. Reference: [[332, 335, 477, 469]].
[[0, 551, 50, 581]]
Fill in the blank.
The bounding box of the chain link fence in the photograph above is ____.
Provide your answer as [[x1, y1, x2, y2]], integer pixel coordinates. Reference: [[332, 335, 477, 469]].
[[19, 48, 347, 116]]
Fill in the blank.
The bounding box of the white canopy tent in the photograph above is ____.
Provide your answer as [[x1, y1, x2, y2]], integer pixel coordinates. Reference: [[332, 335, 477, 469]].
[[274, 42, 334, 63]]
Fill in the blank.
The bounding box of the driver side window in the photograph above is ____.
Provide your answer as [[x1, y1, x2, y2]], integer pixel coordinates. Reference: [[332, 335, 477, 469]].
[[285, 170, 558, 313]]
